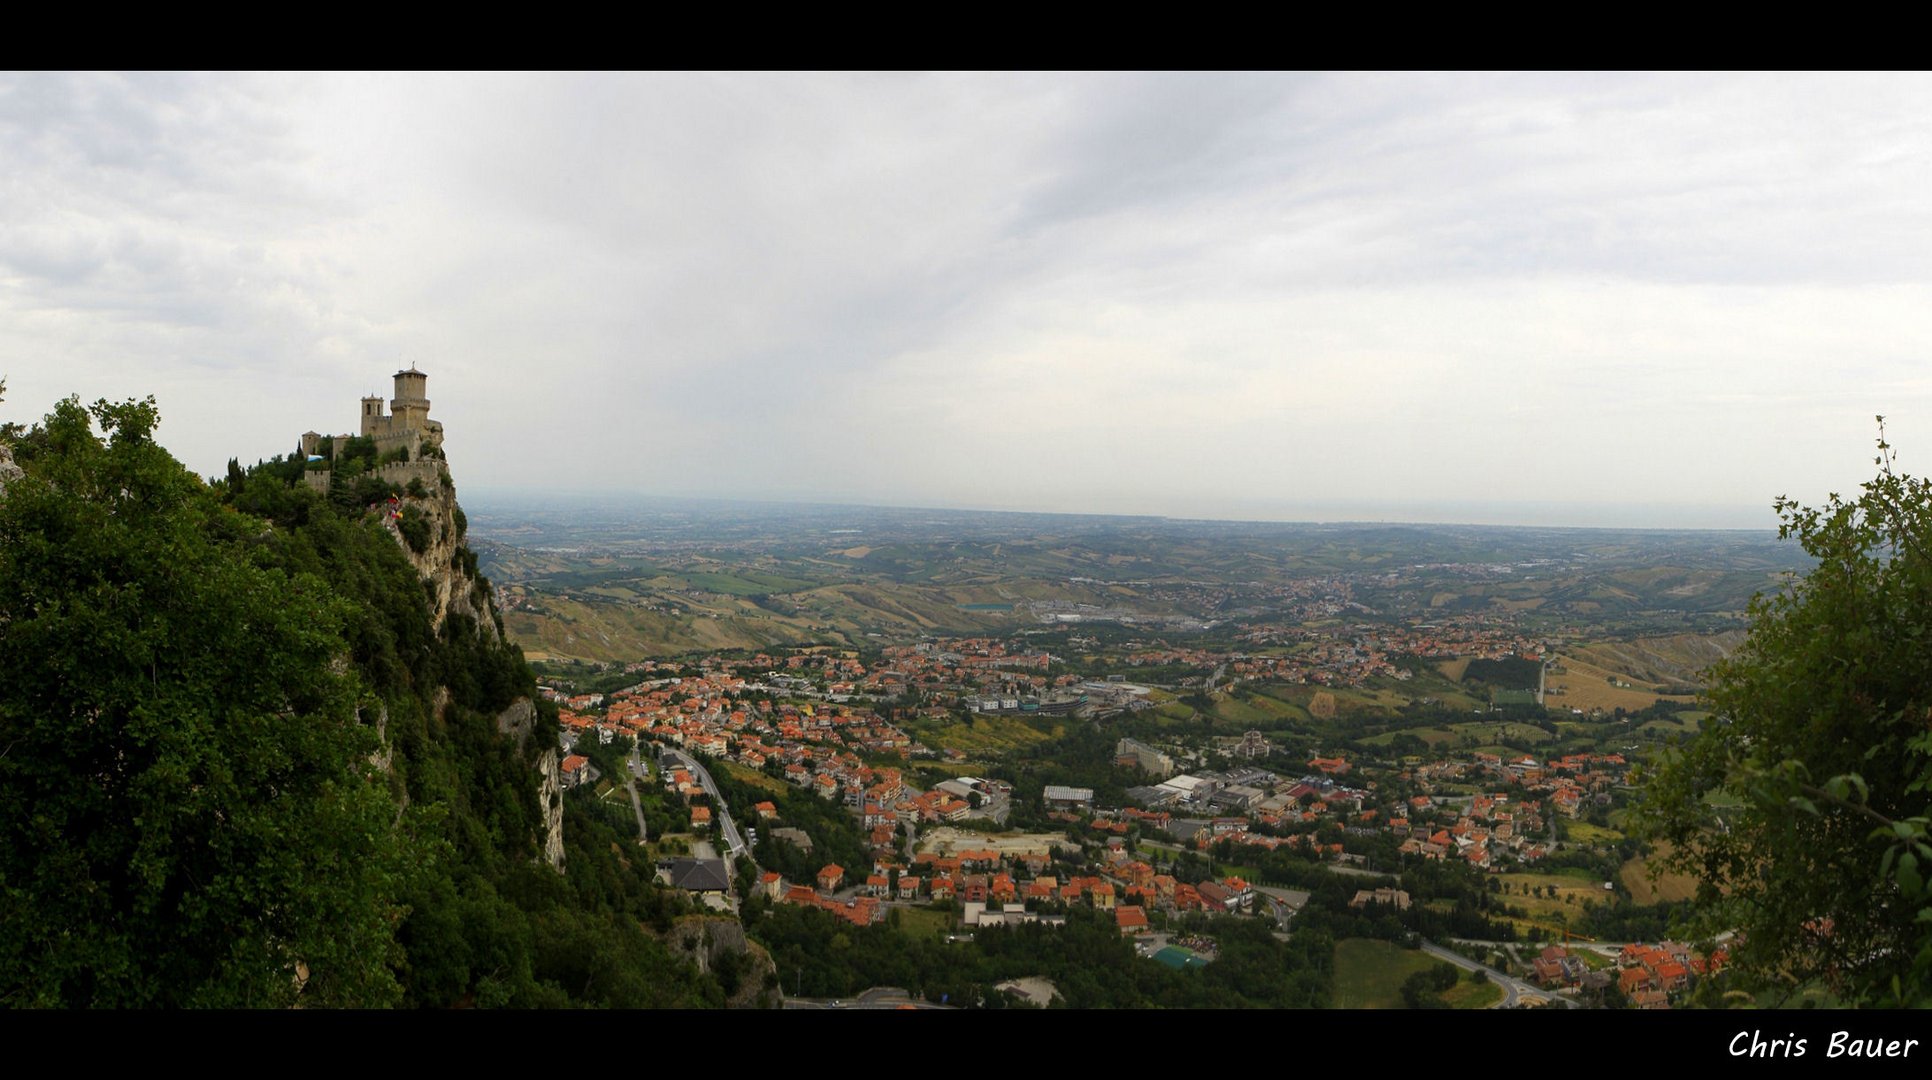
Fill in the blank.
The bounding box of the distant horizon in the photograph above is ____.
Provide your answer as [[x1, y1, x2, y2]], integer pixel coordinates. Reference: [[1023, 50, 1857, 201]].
[[459, 484, 1783, 534]]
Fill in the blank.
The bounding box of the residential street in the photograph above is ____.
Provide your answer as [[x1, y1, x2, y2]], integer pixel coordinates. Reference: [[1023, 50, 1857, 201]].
[[623, 748, 649, 844], [1419, 939, 1575, 1008], [662, 748, 747, 860]]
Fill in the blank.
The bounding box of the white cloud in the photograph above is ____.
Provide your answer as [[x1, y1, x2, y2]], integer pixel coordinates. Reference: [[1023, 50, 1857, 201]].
[[4, 71, 1930, 527]]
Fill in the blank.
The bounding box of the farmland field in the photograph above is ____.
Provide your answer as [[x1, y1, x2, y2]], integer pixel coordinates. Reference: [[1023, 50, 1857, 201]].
[[1621, 841, 1701, 904], [1495, 871, 1616, 933], [1563, 820, 1624, 845], [1543, 653, 1699, 713]]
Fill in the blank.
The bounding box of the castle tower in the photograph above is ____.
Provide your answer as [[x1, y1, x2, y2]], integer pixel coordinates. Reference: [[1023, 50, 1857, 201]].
[[391, 367, 431, 433], [360, 395, 386, 437]]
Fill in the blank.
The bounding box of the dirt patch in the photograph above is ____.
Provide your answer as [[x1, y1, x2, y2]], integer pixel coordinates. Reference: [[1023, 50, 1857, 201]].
[[918, 828, 1063, 858], [1621, 842, 1702, 904]]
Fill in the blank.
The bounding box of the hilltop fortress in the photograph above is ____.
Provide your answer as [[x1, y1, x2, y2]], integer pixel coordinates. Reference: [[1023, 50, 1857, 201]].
[[299, 366, 447, 494], [357, 366, 445, 456]]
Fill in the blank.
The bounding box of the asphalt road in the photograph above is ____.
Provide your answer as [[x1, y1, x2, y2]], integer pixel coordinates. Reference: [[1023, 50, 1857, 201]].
[[623, 749, 649, 843], [663, 748, 747, 860], [784, 987, 957, 1010], [1419, 939, 1575, 1008]]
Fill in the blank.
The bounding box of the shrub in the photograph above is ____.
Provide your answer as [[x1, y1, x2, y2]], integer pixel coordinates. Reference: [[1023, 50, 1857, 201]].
[[398, 504, 431, 554]]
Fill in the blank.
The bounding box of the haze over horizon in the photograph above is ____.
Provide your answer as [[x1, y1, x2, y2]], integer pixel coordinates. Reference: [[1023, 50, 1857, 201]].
[[459, 484, 1783, 533], [5, 72, 1929, 531]]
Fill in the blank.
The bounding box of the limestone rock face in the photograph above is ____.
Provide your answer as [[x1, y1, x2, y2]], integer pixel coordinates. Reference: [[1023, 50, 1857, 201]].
[[0, 441, 21, 498], [380, 459, 498, 640], [497, 697, 564, 871], [537, 747, 566, 872], [495, 697, 535, 747], [667, 916, 780, 1008]]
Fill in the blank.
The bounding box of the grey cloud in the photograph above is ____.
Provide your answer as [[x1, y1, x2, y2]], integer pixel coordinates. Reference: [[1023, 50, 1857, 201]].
[[6, 72, 1930, 527], [1007, 72, 1312, 233]]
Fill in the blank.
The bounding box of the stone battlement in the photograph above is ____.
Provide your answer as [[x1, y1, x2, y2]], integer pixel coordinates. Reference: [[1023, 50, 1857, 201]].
[[300, 367, 448, 490], [378, 459, 445, 490]]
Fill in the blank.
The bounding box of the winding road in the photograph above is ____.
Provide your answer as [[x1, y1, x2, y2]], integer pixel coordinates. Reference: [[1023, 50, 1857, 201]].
[[1420, 939, 1576, 1008], [623, 748, 649, 843], [661, 747, 747, 860]]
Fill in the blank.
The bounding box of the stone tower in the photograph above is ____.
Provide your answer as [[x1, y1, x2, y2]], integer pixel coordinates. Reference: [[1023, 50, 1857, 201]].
[[348, 366, 445, 457], [391, 367, 431, 432]]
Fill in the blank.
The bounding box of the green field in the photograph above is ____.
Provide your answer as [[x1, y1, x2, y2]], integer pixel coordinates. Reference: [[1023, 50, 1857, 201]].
[[720, 761, 788, 796], [1331, 938, 1490, 1010], [1359, 727, 1459, 748], [1205, 693, 1273, 724], [1495, 871, 1613, 933], [890, 905, 956, 941], [919, 714, 1061, 755], [1242, 685, 1315, 721], [1440, 977, 1504, 1009], [1563, 820, 1624, 844]]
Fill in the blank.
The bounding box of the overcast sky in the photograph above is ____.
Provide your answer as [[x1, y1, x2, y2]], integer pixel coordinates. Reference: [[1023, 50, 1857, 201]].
[[4, 71, 1930, 529]]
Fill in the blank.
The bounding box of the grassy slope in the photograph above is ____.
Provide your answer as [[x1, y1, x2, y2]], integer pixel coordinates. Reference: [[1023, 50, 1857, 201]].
[[1332, 938, 1496, 1009]]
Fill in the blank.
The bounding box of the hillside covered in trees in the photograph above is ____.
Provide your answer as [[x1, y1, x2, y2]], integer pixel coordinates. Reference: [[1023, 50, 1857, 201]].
[[0, 390, 737, 1007]]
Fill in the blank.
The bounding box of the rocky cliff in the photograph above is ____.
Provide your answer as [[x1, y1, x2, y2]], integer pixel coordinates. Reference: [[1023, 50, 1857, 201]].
[[381, 455, 563, 871], [0, 441, 20, 497], [666, 916, 780, 1009], [380, 459, 500, 640], [496, 696, 565, 871]]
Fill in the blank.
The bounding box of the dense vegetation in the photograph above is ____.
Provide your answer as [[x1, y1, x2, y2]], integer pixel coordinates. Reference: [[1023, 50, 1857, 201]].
[[1636, 425, 1932, 1006], [746, 901, 1330, 1008], [1461, 656, 1542, 690], [0, 394, 724, 1007], [712, 765, 868, 882]]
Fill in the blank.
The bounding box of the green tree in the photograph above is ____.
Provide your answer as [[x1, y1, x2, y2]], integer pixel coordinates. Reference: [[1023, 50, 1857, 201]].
[[0, 397, 413, 1006], [398, 503, 431, 554], [1634, 420, 1932, 1006]]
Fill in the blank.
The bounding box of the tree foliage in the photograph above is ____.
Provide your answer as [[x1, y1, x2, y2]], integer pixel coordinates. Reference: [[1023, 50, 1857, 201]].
[[748, 902, 1329, 1007], [0, 397, 410, 1006], [1634, 420, 1932, 1006], [0, 392, 724, 1008]]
